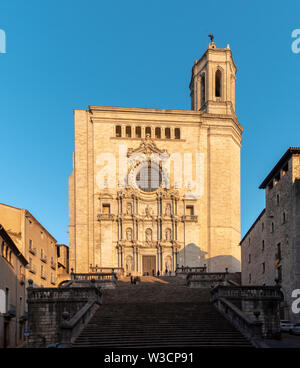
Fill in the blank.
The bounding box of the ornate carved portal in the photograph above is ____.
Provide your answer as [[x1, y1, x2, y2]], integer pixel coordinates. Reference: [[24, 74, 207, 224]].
[[98, 136, 188, 275]]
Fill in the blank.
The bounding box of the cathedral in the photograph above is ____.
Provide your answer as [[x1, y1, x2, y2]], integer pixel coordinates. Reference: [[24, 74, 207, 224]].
[[69, 40, 243, 275]]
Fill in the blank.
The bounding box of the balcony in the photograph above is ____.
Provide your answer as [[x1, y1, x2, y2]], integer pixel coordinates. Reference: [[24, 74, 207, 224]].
[[29, 264, 36, 274], [41, 272, 47, 280], [97, 213, 115, 221], [41, 254, 47, 263], [50, 261, 56, 270], [29, 247, 37, 256], [181, 215, 198, 222]]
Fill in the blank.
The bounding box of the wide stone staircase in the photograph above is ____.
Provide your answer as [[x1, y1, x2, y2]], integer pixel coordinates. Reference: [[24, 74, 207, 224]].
[[72, 276, 253, 348]]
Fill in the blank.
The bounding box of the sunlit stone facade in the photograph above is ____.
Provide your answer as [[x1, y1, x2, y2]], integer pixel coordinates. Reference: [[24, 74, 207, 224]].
[[69, 42, 243, 275]]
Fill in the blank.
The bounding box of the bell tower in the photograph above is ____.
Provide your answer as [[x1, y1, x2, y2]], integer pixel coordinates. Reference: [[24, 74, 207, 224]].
[[190, 37, 237, 115]]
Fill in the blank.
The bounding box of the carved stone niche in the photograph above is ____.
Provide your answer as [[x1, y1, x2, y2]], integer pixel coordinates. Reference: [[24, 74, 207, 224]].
[[165, 203, 172, 216], [126, 202, 133, 215]]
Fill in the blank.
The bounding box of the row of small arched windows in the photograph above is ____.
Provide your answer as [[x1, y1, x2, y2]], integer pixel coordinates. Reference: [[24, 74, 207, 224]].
[[116, 126, 181, 140]]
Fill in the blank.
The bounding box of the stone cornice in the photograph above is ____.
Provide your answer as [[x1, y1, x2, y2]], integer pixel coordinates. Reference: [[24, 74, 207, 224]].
[[87, 106, 242, 139]]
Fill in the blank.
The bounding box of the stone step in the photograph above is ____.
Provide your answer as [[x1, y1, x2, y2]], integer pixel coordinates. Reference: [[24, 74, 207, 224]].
[[78, 333, 246, 339], [73, 277, 253, 348], [73, 342, 252, 348]]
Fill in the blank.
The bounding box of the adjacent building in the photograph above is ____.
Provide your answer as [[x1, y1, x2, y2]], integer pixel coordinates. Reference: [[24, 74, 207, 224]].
[[240, 147, 300, 322], [69, 41, 243, 275], [56, 243, 70, 284], [0, 203, 58, 287], [0, 224, 28, 348]]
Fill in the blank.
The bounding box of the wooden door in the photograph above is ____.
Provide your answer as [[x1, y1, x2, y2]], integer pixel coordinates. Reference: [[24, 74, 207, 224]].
[[142, 256, 156, 276]]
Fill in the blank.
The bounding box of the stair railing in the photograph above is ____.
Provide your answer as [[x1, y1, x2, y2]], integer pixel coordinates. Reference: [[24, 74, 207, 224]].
[[212, 296, 264, 347], [211, 285, 283, 344], [60, 297, 100, 347]]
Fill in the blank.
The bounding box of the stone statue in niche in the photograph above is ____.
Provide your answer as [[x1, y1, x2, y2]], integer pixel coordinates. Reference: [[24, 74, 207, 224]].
[[145, 228, 152, 242], [165, 203, 171, 216], [126, 228, 133, 241], [126, 256, 133, 273], [165, 228, 172, 241], [165, 256, 172, 272], [126, 203, 132, 215], [145, 205, 152, 217]]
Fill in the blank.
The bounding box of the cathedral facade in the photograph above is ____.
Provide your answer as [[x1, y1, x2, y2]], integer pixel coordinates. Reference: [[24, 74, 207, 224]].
[[69, 41, 243, 275]]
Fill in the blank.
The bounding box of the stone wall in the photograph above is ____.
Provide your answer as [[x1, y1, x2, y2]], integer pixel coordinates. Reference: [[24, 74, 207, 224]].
[[27, 284, 101, 347], [187, 272, 240, 288], [241, 152, 300, 323]]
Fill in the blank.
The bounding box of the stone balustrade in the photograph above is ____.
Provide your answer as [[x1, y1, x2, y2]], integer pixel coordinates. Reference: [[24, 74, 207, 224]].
[[211, 285, 283, 301], [211, 285, 283, 340], [28, 286, 101, 302], [88, 266, 124, 275], [187, 272, 231, 288], [176, 266, 207, 279], [69, 272, 118, 289], [71, 272, 118, 281], [181, 215, 198, 222]]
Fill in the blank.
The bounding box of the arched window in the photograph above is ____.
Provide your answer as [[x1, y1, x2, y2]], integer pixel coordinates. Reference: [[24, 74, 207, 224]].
[[215, 69, 222, 97], [145, 127, 151, 137], [135, 126, 141, 138], [116, 125, 122, 137], [155, 127, 161, 139], [5, 245, 8, 259], [9, 251, 12, 264], [126, 126, 131, 138], [165, 128, 171, 139], [200, 73, 205, 106], [174, 128, 180, 139]]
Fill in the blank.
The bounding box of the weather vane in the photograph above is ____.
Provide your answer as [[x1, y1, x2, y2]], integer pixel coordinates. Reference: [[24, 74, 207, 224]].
[[208, 33, 214, 42]]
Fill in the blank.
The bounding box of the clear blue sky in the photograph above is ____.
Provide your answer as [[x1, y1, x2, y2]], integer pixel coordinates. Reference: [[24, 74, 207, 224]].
[[0, 0, 299, 245]]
